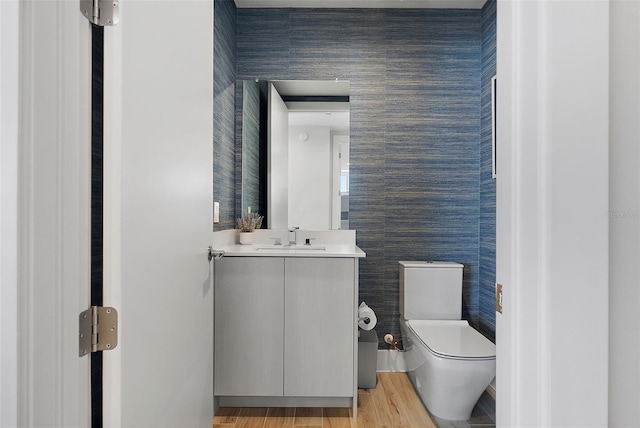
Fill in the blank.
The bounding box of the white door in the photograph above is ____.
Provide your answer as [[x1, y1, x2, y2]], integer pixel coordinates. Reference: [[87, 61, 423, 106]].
[[102, 1, 214, 427]]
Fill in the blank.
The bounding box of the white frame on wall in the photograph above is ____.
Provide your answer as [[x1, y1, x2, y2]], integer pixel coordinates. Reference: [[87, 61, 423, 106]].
[[491, 74, 497, 179]]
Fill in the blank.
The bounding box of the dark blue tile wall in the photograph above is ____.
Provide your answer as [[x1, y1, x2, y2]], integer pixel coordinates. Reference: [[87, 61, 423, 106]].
[[213, 0, 237, 231], [479, 0, 497, 341], [218, 7, 496, 345], [382, 10, 482, 341]]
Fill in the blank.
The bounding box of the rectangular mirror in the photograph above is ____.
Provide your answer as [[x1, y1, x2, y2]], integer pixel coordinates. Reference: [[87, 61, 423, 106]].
[[239, 79, 267, 222], [238, 79, 350, 229]]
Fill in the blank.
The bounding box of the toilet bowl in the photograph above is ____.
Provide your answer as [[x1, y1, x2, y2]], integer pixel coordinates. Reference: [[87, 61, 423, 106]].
[[398, 261, 496, 421], [400, 318, 495, 420]]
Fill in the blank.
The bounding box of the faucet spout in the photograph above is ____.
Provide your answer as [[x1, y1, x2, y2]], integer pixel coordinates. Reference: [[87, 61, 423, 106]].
[[288, 227, 299, 246]]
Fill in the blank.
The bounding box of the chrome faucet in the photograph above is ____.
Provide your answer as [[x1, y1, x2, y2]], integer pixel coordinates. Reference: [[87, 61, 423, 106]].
[[288, 227, 299, 246]]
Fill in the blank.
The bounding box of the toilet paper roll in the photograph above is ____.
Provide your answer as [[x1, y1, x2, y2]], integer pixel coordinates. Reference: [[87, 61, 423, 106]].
[[358, 301, 377, 331]]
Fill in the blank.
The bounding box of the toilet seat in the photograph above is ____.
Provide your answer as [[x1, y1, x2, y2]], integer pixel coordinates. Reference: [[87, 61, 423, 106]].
[[407, 320, 496, 361]]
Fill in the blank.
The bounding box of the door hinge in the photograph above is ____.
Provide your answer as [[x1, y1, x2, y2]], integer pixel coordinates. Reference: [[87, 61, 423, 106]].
[[496, 283, 503, 314], [79, 306, 118, 357], [80, 0, 119, 26]]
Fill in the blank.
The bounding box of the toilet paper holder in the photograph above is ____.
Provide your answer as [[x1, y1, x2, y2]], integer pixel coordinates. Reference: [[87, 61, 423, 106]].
[[357, 302, 377, 331], [358, 316, 372, 325], [384, 334, 403, 351]]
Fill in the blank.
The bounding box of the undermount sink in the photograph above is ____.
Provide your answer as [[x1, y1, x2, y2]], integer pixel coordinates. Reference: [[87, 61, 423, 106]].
[[255, 245, 326, 251]]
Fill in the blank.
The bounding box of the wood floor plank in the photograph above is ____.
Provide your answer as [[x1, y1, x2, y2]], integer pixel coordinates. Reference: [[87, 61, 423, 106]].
[[293, 408, 323, 426], [323, 407, 353, 428], [372, 373, 403, 426], [263, 407, 295, 427], [235, 407, 268, 428], [386, 373, 437, 428], [356, 388, 380, 427], [291, 426, 325, 428], [213, 407, 242, 424], [385, 373, 418, 427]]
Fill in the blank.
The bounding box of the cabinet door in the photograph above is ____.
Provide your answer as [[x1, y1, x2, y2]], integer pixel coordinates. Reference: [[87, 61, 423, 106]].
[[214, 257, 285, 396], [284, 258, 355, 397]]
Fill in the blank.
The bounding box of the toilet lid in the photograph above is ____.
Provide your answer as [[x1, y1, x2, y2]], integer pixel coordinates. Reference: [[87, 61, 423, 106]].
[[399, 261, 463, 269], [407, 320, 496, 360]]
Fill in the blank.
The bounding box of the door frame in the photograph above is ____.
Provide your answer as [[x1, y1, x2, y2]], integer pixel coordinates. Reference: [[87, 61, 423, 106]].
[[495, 1, 610, 426], [1, 1, 20, 426], [7, 0, 92, 426], [3, 0, 613, 426]]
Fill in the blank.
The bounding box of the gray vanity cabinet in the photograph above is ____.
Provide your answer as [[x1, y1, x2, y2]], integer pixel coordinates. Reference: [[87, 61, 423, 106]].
[[214, 256, 357, 404], [284, 257, 355, 397], [214, 257, 285, 396]]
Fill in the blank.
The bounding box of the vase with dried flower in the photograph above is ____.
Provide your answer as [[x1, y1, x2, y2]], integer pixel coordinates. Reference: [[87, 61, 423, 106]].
[[236, 212, 263, 245]]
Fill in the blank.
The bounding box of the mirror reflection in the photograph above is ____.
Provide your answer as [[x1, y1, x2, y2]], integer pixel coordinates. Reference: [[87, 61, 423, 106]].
[[239, 80, 350, 229]]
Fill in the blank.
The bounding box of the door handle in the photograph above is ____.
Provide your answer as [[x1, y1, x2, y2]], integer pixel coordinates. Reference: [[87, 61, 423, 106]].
[[207, 246, 224, 261]]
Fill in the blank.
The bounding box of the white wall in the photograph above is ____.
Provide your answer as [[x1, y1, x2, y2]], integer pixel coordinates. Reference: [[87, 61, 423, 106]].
[[609, 1, 640, 425], [288, 126, 332, 230], [496, 1, 609, 426]]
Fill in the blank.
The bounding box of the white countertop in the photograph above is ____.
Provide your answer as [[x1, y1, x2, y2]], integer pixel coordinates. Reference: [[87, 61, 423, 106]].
[[217, 243, 365, 258], [211, 229, 366, 258]]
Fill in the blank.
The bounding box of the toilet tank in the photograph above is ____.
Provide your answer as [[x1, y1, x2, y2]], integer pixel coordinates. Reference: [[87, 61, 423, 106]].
[[399, 261, 463, 320]]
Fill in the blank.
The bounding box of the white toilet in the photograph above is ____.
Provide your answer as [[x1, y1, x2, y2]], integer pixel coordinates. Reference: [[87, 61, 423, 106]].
[[399, 261, 496, 421]]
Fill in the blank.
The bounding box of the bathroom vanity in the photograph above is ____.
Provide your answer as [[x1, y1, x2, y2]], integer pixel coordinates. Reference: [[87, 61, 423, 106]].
[[212, 230, 365, 414]]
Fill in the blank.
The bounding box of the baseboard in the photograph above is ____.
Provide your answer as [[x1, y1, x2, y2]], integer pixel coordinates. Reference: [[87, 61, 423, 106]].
[[219, 396, 353, 408], [376, 350, 407, 372]]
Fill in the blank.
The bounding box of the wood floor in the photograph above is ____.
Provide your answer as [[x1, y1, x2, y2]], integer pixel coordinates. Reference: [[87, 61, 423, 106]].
[[212, 372, 437, 428]]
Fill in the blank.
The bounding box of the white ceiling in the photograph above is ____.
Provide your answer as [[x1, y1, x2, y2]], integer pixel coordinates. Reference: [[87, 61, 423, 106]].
[[234, 0, 486, 9]]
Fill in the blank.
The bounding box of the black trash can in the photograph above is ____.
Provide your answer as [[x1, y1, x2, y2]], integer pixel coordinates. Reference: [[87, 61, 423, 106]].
[[358, 329, 378, 389]]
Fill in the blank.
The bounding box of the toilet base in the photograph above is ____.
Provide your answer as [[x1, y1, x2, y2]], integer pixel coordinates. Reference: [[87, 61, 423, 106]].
[[400, 318, 496, 421]]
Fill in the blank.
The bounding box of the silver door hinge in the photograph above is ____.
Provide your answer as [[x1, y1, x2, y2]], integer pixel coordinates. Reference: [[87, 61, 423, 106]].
[[79, 306, 118, 357], [496, 283, 503, 314], [80, 0, 119, 26]]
